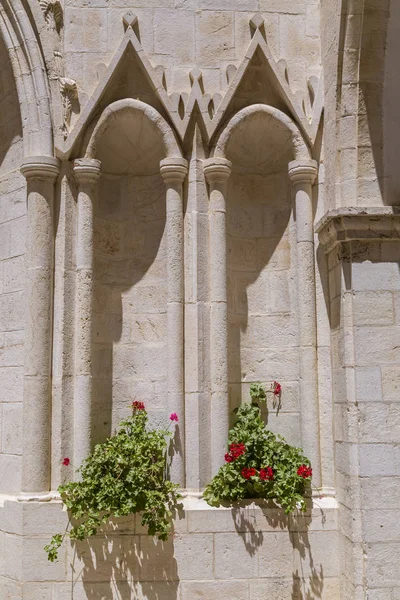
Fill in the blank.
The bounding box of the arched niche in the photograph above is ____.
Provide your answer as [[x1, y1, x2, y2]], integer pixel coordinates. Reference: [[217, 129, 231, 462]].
[[81, 99, 184, 443], [213, 105, 311, 448]]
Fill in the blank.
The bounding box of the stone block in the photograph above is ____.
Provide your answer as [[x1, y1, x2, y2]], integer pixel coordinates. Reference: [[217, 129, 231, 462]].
[[4, 331, 24, 367], [362, 509, 400, 543], [361, 476, 400, 510], [215, 532, 259, 579], [359, 444, 400, 477], [0, 222, 10, 260], [241, 348, 299, 381], [250, 579, 293, 600], [352, 262, 400, 292], [381, 366, 400, 402], [64, 9, 108, 53], [359, 403, 400, 444], [355, 367, 382, 402], [258, 532, 293, 578], [1, 533, 21, 580], [197, 11, 235, 66], [0, 454, 21, 493], [0, 500, 23, 535], [259, 0, 305, 13], [174, 533, 213, 579], [113, 344, 167, 380], [0, 576, 21, 600], [355, 326, 400, 366], [366, 542, 399, 588], [22, 583, 51, 599], [353, 291, 394, 326], [2, 403, 22, 454], [0, 367, 24, 403], [293, 531, 340, 578], [269, 271, 293, 314], [181, 580, 250, 600], [0, 292, 25, 332], [154, 9, 195, 64], [140, 536, 179, 581], [22, 502, 67, 536], [3, 256, 25, 293], [0, 188, 26, 224]]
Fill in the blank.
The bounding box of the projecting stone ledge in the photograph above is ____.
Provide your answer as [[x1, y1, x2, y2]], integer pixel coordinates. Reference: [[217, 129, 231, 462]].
[[316, 206, 400, 252]]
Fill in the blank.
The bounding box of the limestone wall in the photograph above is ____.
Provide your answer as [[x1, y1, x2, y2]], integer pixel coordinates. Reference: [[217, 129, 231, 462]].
[[0, 31, 25, 495]]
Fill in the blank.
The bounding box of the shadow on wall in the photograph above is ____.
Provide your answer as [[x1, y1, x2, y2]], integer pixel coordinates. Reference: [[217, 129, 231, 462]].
[[224, 113, 299, 445], [0, 32, 23, 174], [89, 111, 167, 445], [359, 0, 400, 205], [72, 522, 179, 600], [231, 500, 325, 599]]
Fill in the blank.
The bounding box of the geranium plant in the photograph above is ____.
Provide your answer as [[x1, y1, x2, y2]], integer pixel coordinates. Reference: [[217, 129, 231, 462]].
[[45, 404, 180, 562], [203, 383, 312, 513]]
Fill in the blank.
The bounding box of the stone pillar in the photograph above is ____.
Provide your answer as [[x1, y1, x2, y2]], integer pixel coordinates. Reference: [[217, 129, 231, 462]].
[[288, 159, 321, 488], [204, 157, 232, 477], [160, 157, 188, 487], [72, 158, 101, 470], [20, 156, 59, 496]]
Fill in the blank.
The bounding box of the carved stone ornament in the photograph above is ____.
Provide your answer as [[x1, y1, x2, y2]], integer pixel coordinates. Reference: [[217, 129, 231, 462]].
[[60, 77, 78, 139], [39, 0, 63, 32]]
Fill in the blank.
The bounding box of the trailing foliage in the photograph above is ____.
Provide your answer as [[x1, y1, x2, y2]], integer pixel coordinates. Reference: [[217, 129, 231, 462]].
[[45, 407, 180, 562], [203, 384, 312, 513]]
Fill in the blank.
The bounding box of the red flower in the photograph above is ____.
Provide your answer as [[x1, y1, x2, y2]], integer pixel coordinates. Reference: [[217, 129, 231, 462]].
[[170, 413, 179, 422], [297, 465, 312, 479], [62, 458, 70, 466], [132, 401, 145, 411], [225, 442, 246, 463], [259, 467, 274, 481], [241, 467, 257, 480], [273, 381, 281, 396]]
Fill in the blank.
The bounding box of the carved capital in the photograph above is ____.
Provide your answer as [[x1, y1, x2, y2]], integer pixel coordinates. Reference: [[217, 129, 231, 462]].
[[60, 77, 78, 139], [288, 160, 318, 185], [160, 157, 188, 184], [21, 156, 59, 181], [204, 158, 232, 185], [73, 159, 102, 185]]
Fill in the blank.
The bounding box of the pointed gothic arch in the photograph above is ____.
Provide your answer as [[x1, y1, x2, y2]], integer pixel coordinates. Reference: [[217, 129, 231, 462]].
[[0, 0, 53, 156]]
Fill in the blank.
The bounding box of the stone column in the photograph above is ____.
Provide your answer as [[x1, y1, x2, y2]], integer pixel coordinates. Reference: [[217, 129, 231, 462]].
[[160, 157, 188, 487], [288, 159, 321, 488], [20, 156, 59, 496], [204, 157, 232, 477], [72, 158, 101, 470]]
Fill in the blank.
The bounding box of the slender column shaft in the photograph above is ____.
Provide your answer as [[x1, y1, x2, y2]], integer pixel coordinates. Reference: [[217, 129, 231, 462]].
[[204, 158, 232, 477], [289, 159, 321, 488], [20, 156, 59, 495], [73, 159, 101, 470], [160, 157, 188, 487]]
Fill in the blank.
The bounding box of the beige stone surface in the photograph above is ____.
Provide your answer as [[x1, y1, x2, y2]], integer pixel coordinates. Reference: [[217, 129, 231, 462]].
[[0, 0, 400, 597]]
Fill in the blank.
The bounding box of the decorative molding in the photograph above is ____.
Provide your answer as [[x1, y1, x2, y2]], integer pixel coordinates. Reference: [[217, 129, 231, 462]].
[[39, 0, 63, 33], [316, 207, 400, 253], [57, 13, 323, 157], [60, 77, 78, 139], [20, 156, 60, 181]]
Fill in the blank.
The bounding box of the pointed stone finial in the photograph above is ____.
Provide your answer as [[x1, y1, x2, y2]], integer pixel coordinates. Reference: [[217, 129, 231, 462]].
[[123, 11, 138, 30], [190, 68, 204, 93], [226, 64, 237, 85], [250, 13, 266, 39]]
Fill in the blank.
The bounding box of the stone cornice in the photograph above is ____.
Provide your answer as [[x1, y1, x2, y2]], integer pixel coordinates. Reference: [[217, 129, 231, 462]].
[[316, 207, 400, 253]]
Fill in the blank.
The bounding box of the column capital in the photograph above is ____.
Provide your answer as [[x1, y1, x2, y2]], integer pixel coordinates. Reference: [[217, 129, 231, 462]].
[[73, 158, 101, 184], [288, 159, 318, 185], [21, 156, 59, 181], [204, 157, 232, 184], [160, 157, 188, 183]]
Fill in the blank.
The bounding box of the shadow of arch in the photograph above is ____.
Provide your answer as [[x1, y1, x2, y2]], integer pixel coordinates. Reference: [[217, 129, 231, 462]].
[[80, 98, 183, 444], [212, 105, 312, 445], [72, 98, 184, 598], [0, 28, 22, 174]]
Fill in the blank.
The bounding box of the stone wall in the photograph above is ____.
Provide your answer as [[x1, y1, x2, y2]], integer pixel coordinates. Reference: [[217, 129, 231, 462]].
[[0, 497, 339, 600], [0, 30, 25, 495]]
